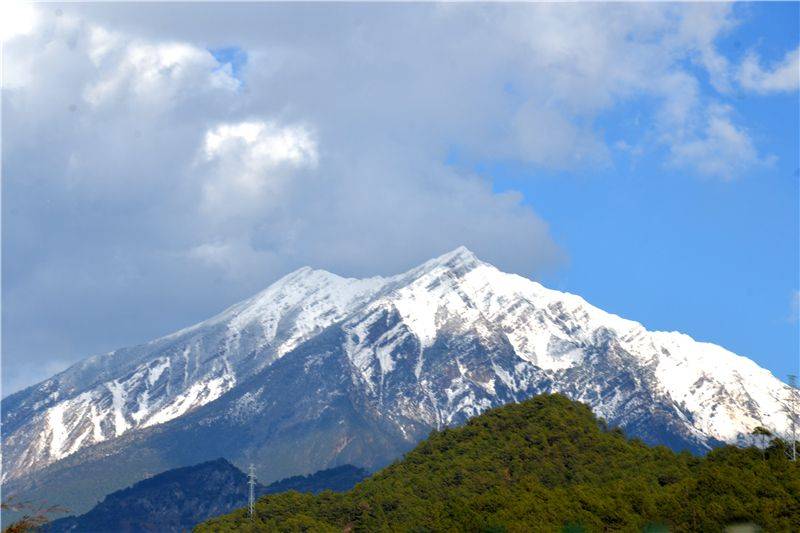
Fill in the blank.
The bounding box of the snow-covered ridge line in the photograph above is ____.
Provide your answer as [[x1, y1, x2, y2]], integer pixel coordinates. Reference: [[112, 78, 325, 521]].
[[2, 264, 390, 480], [1, 246, 792, 483]]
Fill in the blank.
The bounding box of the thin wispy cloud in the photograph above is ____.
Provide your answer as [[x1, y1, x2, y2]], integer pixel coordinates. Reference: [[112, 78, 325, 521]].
[[738, 46, 800, 94]]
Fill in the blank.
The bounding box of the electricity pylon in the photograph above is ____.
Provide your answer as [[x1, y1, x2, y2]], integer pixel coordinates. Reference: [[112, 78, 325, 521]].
[[248, 463, 256, 519], [788, 375, 798, 461]]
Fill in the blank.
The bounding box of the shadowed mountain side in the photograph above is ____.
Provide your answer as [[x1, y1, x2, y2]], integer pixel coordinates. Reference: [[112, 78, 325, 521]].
[[6, 327, 412, 519], [264, 465, 369, 495], [43, 460, 368, 533]]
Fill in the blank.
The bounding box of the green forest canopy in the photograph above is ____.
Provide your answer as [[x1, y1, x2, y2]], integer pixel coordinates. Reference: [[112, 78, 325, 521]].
[[197, 394, 800, 532]]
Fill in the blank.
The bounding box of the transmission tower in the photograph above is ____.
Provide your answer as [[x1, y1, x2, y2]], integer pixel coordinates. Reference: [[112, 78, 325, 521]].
[[788, 375, 798, 461], [248, 463, 256, 519]]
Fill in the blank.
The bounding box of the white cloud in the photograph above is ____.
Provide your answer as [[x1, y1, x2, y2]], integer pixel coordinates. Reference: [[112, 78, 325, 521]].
[[84, 39, 239, 109], [199, 120, 317, 215], [203, 121, 316, 166], [473, 3, 762, 179], [671, 2, 738, 93], [1, 3, 788, 393], [3, 8, 238, 111], [0, 1, 39, 43], [509, 103, 608, 168], [738, 47, 800, 94], [185, 240, 276, 281], [669, 104, 766, 180]]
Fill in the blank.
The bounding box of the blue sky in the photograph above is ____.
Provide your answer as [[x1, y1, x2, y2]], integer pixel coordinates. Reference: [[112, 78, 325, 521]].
[[471, 2, 800, 382], [437, 3, 800, 383], [482, 130, 798, 383], [2, 2, 798, 393]]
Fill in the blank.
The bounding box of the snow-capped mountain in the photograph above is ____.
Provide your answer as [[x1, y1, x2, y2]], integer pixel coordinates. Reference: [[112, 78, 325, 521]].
[[1, 247, 792, 514], [2, 266, 386, 481]]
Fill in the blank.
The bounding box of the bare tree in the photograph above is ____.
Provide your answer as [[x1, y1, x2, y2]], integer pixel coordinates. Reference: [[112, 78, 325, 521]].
[[1, 497, 68, 533]]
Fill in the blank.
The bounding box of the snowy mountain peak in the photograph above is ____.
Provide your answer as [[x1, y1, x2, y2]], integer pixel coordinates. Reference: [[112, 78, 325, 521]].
[[416, 245, 481, 274], [1, 248, 793, 492], [432, 245, 480, 265]]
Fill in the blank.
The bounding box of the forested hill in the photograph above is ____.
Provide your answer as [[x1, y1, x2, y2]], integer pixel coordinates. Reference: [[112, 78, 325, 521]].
[[197, 394, 800, 532]]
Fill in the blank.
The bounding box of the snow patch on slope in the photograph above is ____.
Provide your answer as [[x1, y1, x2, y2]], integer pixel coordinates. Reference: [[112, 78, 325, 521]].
[[144, 372, 236, 427], [46, 403, 68, 460], [107, 381, 129, 437], [627, 331, 790, 442]]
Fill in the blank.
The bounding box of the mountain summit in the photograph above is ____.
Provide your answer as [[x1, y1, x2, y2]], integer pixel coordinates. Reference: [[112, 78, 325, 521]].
[[1, 247, 791, 515]]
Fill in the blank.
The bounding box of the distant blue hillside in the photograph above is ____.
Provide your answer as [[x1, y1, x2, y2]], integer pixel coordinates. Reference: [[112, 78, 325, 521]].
[[43, 459, 367, 532]]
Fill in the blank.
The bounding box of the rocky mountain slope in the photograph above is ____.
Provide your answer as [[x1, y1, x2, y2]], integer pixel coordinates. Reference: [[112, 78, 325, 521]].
[[1, 247, 791, 516]]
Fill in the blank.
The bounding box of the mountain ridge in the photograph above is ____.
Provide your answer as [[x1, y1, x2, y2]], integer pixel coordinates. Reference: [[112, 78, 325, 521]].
[[1, 247, 791, 517]]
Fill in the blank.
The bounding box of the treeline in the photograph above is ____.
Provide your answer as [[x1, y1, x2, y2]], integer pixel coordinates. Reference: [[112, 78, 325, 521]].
[[197, 394, 800, 532]]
